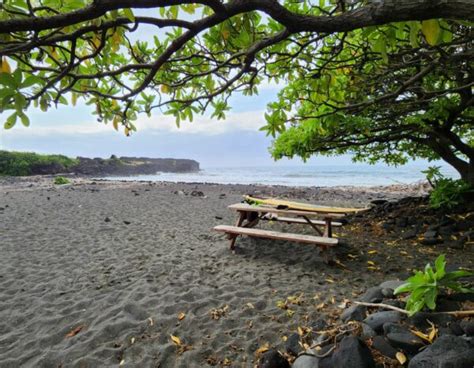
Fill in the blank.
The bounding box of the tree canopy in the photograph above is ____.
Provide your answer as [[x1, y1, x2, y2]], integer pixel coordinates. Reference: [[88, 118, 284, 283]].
[[0, 0, 473, 182]]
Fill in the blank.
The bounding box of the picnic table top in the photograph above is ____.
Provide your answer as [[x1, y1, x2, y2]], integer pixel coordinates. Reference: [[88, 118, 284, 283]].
[[228, 203, 347, 219]]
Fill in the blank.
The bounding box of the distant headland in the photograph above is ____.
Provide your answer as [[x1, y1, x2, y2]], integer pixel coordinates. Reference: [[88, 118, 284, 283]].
[[0, 151, 200, 176]]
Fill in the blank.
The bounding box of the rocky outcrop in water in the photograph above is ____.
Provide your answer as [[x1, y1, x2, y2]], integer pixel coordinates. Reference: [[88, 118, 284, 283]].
[[31, 156, 200, 176]]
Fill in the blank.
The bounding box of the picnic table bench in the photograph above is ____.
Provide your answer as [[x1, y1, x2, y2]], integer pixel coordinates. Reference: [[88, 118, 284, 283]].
[[213, 199, 366, 261]]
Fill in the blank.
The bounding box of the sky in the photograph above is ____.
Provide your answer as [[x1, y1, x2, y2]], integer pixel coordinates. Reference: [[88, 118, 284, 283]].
[[0, 83, 308, 167]]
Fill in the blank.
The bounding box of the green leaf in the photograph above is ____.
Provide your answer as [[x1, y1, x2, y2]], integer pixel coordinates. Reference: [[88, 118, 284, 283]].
[[21, 75, 42, 89], [4, 112, 17, 129], [373, 37, 388, 64], [123, 8, 135, 22], [19, 113, 30, 127], [0, 73, 17, 89], [434, 254, 446, 279], [394, 282, 412, 295], [424, 287, 437, 310], [442, 270, 474, 281], [421, 19, 441, 46], [409, 22, 420, 48]]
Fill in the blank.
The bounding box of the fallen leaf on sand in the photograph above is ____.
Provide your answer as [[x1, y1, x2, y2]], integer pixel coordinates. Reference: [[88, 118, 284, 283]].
[[210, 305, 229, 320], [65, 325, 85, 338], [148, 317, 154, 326], [255, 343, 270, 358], [170, 335, 182, 346], [396, 351, 407, 365], [368, 250, 378, 255], [178, 312, 186, 321], [246, 303, 255, 309], [119, 359, 125, 366]]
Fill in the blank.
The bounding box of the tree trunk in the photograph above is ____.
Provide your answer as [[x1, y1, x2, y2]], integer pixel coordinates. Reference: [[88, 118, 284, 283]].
[[460, 160, 474, 187]]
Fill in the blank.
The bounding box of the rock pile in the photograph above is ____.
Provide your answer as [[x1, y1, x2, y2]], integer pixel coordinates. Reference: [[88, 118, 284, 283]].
[[351, 196, 474, 250], [259, 279, 474, 368]]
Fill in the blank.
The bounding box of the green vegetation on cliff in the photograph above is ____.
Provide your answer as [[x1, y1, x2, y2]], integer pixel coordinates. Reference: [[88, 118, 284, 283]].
[[0, 150, 79, 176]]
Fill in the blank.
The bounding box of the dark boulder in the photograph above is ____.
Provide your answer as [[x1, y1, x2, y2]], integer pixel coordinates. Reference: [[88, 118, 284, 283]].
[[371, 336, 398, 359], [284, 333, 301, 356], [341, 305, 366, 322], [386, 332, 425, 354], [363, 311, 402, 332], [360, 286, 385, 303], [330, 336, 375, 368], [408, 335, 474, 368], [292, 354, 319, 368], [258, 349, 290, 368]]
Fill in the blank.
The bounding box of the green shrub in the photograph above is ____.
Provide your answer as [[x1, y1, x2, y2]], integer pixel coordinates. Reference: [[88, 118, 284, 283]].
[[422, 166, 473, 209], [53, 176, 70, 185], [394, 254, 473, 316], [0, 150, 79, 176], [429, 178, 473, 209]]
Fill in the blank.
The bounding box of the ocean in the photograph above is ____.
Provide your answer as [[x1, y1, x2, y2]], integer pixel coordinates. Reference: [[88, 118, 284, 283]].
[[101, 162, 459, 187]]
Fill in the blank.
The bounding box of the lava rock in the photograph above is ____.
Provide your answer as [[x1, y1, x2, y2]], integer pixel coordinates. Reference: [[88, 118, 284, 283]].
[[285, 333, 301, 356], [460, 320, 474, 336], [364, 311, 402, 332], [409, 312, 454, 329], [360, 286, 385, 303], [448, 321, 465, 336], [381, 288, 395, 298], [402, 229, 417, 239], [408, 335, 474, 368], [382, 322, 408, 335], [104, 217, 111, 222], [330, 336, 375, 368], [386, 332, 425, 354], [396, 217, 408, 228], [191, 190, 204, 197], [292, 354, 319, 368], [457, 220, 474, 231], [379, 280, 405, 290], [371, 336, 398, 359], [371, 199, 387, 206], [258, 349, 290, 368], [421, 230, 442, 245], [360, 323, 377, 339], [311, 318, 328, 332], [341, 305, 366, 322]]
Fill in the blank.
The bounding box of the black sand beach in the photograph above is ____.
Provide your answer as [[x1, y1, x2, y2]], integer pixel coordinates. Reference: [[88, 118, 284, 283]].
[[1, 177, 472, 367]]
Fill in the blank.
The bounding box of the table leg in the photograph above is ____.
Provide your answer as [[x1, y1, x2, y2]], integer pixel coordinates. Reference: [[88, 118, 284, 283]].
[[230, 211, 246, 250], [302, 215, 323, 236], [323, 218, 332, 238]]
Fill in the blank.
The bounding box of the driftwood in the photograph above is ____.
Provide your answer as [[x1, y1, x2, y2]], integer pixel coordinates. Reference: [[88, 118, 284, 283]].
[[354, 301, 474, 317]]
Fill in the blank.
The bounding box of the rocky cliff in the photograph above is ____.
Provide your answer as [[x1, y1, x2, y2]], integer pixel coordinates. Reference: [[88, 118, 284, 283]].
[[32, 156, 200, 176]]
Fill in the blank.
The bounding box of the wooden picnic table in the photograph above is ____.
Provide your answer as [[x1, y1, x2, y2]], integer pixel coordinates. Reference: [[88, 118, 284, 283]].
[[213, 202, 360, 259]]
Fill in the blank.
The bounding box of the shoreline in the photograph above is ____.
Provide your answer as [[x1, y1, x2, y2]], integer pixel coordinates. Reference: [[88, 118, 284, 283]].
[[0, 174, 431, 199]]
